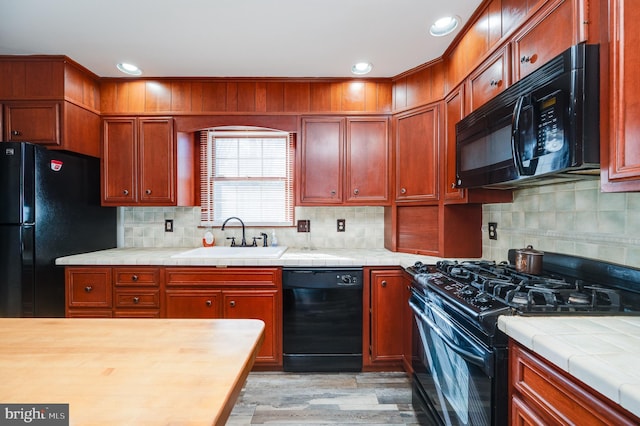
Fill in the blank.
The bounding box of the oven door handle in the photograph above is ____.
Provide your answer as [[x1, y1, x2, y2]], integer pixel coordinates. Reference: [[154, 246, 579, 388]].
[[409, 299, 491, 372]]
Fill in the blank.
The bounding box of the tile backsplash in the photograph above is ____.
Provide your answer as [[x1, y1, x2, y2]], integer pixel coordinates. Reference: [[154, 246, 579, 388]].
[[482, 179, 640, 267], [121, 179, 640, 267], [121, 206, 385, 249]]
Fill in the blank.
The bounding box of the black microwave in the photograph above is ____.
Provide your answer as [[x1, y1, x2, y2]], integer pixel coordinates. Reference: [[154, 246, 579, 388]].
[[456, 43, 600, 189]]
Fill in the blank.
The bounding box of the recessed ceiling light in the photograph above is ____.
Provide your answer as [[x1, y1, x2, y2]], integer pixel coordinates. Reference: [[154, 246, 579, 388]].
[[116, 62, 142, 76], [429, 15, 460, 37], [351, 62, 373, 75]]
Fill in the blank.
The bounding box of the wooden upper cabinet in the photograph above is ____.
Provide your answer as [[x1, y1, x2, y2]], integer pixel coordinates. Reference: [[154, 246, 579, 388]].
[[345, 118, 389, 204], [467, 46, 511, 112], [512, 0, 584, 81], [602, 0, 640, 191], [0, 57, 101, 157], [138, 118, 175, 204], [102, 118, 137, 204], [3, 102, 60, 145], [298, 116, 390, 205], [395, 104, 439, 202], [298, 117, 343, 204], [443, 86, 466, 202], [102, 117, 176, 206]]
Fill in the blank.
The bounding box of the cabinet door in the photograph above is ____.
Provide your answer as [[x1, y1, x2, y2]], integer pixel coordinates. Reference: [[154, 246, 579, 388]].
[[443, 86, 466, 202], [223, 290, 281, 366], [102, 118, 137, 205], [164, 290, 221, 318], [138, 117, 176, 204], [65, 267, 112, 311], [512, 0, 579, 81], [345, 118, 389, 204], [468, 46, 510, 112], [370, 270, 404, 364], [4, 102, 60, 146], [395, 105, 439, 201], [298, 117, 343, 204], [603, 0, 640, 190]]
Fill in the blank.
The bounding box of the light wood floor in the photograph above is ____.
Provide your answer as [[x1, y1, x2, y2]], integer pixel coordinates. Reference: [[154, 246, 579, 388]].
[[226, 371, 423, 425]]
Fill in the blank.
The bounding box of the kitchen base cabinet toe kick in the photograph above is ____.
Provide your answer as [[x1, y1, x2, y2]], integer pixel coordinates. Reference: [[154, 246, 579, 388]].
[[65, 266, 282, 369]]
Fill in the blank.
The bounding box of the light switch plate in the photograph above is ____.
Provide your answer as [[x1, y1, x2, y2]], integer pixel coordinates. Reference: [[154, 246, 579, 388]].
[[297, 220, 310, 232], [165, 219, 174, 232]]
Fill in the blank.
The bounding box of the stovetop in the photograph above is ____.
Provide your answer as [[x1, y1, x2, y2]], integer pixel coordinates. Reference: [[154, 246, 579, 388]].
[[409, 253, 640, 317]]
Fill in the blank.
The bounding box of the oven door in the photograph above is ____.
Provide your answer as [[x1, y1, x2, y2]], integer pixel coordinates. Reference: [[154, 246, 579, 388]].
[[410, 293, 499, 426]]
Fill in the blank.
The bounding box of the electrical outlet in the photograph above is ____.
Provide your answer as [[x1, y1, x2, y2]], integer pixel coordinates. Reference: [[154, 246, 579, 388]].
[[488, 222, 497, 240], [297, 220, 310, 232], [165, 219, 174, 232], [337, 219, 346, 232]]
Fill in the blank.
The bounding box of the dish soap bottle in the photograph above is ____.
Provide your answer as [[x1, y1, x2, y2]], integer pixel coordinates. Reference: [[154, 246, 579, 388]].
[[271, 230, 278, 247]]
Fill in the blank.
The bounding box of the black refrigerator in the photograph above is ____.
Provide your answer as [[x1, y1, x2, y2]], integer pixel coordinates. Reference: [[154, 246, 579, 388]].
[[0, 142, 117, 317]]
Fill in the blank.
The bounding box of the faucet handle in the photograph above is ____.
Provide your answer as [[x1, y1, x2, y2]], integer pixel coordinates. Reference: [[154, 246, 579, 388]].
[[226, 237, 236, 247], [251, 237, 258, 247], [260, 232, 268, 247]]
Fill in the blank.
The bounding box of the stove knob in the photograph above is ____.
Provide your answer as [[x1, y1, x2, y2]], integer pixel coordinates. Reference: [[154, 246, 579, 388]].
[[459, 286, 475, 298], [473, 292, 492, 307]]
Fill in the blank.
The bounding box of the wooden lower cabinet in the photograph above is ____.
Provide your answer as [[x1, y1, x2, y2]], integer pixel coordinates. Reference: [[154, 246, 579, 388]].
[[364, 268, 405, 370], [66, 266, 282, 368], [164, 267, 282, 368], [65, 267, 113, 315], [509, 340, 640, 425]]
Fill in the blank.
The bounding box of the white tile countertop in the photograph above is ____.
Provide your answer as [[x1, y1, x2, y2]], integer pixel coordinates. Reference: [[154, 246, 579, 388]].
[[498, 316, 640, 418], [55, 247, 442, 268]]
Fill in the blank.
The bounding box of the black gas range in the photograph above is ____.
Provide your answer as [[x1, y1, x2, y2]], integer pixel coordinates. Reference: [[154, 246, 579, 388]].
[[407, 250, 640, 426]]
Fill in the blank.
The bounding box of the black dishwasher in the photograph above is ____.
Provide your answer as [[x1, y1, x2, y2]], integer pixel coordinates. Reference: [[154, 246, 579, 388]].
[[282, 267, 363, 372]]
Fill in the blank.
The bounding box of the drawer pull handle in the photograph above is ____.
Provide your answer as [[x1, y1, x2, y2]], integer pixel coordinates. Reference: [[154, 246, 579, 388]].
[[123, 189, 129, 196], [353, 188, 359, 195], [131, 275, 138, 281], [11, 130, 22, 136], [84, 286, 93, 293], [520, 55, 531, 63], [145, 189, 152, 195], [205, 300, 212, 307], [229, 300, 236, 307], [489, 79, 501, 87], [381, 280, 387, 287], [133, 297, 140, 304]]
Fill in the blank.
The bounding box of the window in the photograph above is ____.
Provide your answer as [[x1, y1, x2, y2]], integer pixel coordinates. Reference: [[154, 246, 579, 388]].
[[200, 128, 294, 227]]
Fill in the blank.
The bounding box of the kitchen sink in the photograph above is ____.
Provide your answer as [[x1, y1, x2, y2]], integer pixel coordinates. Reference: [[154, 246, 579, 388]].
[[171, 246, 288, 259]]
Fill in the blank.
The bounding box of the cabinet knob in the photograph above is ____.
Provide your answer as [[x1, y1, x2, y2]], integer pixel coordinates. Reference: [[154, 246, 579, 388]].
[[520, 55, 531, 63], [205, 300, 212, 307], [11, 130, 21, 136], [84, 286, 93, 293], [145, 189, 152, 195], [353, 188, 359, 195], [133, 297, 140, 304], [123, 189, 129, 196], [400, 187, 407, 194], [330, 190, 336, 196], [489, 79, 501, 87], [131, 275, 138, 281], [229, 300, 236, 307], [381, 280, 387, 287]]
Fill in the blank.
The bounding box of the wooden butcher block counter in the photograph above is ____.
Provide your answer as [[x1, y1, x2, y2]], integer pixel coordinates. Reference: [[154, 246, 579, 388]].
[[0, 318, 265, 425]]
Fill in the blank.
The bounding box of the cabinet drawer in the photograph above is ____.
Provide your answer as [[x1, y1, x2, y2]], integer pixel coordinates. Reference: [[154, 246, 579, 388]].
[[165, 267, 280, 288], [115, 289, 160, 308], [114, 267, 160, 287], [66, 268, 112, 308]]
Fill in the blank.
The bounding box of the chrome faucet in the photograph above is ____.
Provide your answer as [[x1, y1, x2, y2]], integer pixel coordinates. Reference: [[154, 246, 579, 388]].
[[220, 216, 247, 247]]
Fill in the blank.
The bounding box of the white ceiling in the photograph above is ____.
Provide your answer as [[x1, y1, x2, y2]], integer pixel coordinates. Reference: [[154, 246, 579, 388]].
[[0, 0, 482, 79]]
